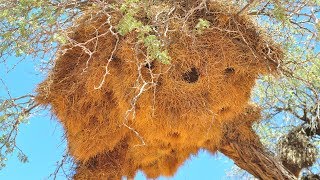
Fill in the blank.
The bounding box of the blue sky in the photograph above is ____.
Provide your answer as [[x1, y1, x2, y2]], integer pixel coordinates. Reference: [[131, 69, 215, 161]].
[[0, 57, 235, 180]]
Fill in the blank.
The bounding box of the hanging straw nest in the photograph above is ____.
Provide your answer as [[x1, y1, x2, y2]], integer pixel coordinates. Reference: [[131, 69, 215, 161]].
[[301, 173, 320, 180], [277, 129, 318, 176], [36, 0, 283, 178]]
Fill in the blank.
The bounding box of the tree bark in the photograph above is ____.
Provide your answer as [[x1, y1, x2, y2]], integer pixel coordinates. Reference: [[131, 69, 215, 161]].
[[218, 110, 301, 180], [218, 122, 297, 180], [219, 142, 297, 180]]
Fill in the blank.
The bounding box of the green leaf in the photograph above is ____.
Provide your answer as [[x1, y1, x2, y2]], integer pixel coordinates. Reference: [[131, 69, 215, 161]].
[[0, 115, 8, 123], [195, 18, 210, 34], [117, 13, 143, 36], [18, 152, 28, 163]]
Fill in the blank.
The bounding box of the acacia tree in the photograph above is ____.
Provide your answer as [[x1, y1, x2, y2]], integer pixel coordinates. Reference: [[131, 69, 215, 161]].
[[249, 0, 320, 177], [0, 0, 319, 178]]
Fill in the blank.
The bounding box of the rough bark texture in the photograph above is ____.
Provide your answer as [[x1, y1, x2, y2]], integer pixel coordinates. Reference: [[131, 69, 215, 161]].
[[219, 127, 297, 180], [220, 143, 296, 180]]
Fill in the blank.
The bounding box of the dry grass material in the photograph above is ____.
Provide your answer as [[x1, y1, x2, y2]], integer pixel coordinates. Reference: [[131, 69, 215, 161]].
[[36, 0, 284, 179], [277, 129, 318, 176]]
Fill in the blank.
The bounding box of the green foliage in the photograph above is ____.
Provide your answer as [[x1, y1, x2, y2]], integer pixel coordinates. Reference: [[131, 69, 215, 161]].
[[120, 0, 141, 13], [0, 0, 82, 63], [316, 22, 320, 40], [225, 0, 320, 177], [52, 34, 68, 44], [116, 0, 143, 35], [253, 45, 320, 147], [273, 4, 288, 23], [195, 18, 210, 34], [0, 97, 32, 169], [143, 35, 171, 64], [117, 13, 143, 36], [0, 0, 58, 57], [116, 0, 171, 64]]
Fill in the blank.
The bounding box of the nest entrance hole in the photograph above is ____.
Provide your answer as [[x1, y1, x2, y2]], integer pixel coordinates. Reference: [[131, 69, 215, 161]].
[[169, 132, 180, 139], [182, 67, 199, 83], [145, 61, 155, 69], [224, 67, 235, 76]]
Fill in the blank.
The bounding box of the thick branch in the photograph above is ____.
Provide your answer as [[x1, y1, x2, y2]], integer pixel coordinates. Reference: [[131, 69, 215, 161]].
[[219, 142, 296, 180], [218, 121, 297, 179], [274, 106, 320, 136]]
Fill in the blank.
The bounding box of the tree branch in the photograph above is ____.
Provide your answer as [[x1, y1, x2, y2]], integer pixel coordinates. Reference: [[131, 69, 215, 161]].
[[236, 0, 256, 16]]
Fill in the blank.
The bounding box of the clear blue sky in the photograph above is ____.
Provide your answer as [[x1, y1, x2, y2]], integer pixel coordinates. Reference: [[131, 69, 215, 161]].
[[0, 57, 235, 180]]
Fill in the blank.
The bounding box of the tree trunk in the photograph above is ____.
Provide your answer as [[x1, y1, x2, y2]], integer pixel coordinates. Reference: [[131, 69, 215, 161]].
[[219, 142, 297, 180], [215, 107, 298, 180]]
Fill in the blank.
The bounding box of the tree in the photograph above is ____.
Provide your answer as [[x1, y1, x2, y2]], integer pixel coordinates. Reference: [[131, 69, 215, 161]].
[[0, 0, 319, 179], [250, 0, 320, 177]]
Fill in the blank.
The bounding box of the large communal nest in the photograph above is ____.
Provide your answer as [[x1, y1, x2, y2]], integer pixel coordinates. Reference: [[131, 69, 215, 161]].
[[36, 0, 283, 179]]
